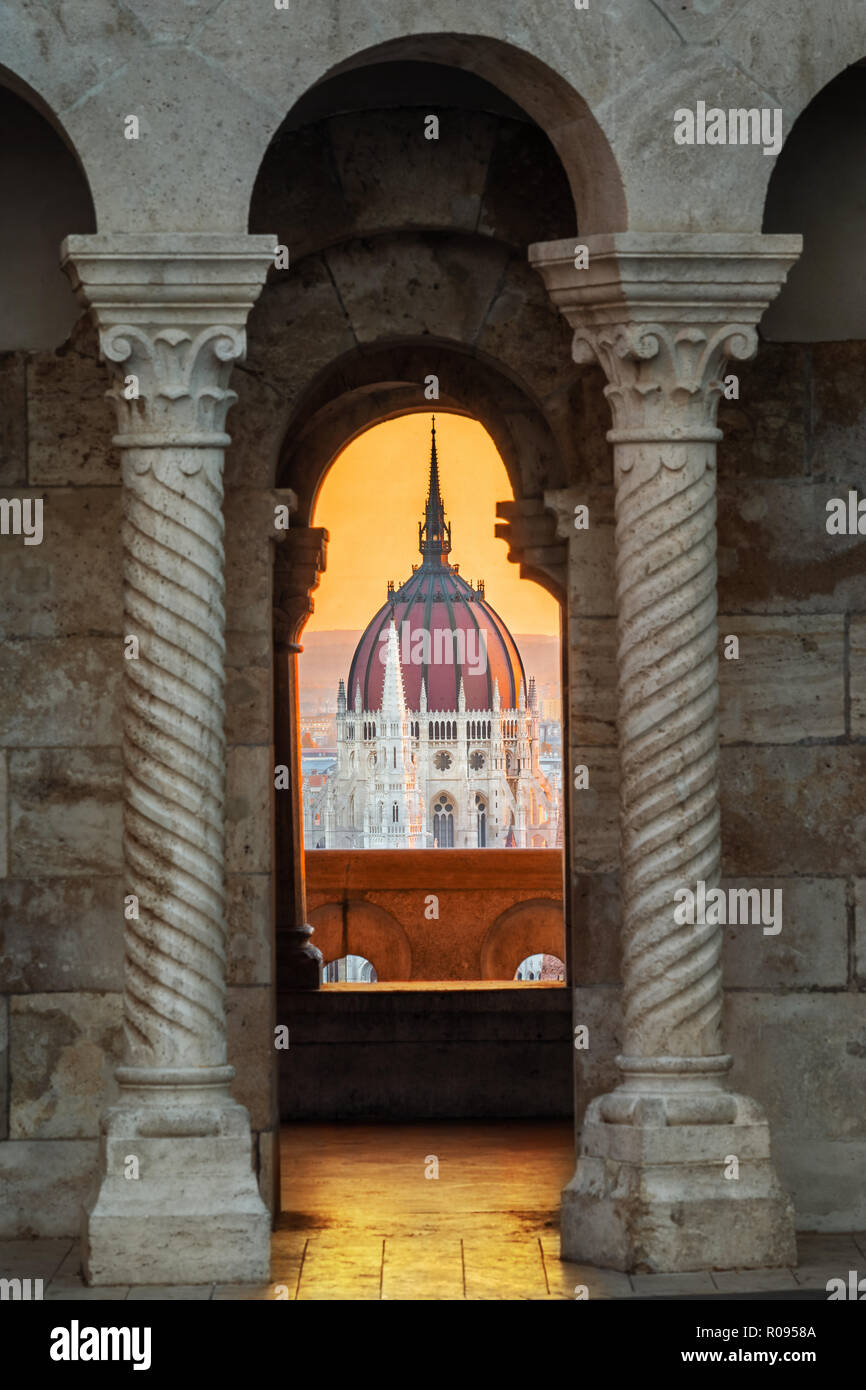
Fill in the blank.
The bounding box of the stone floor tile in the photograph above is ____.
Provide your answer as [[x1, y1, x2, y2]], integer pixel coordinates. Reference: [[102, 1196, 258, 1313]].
[[462, 1235, 548, 1300], [296, 1237, 384, 1301], [45, 1286, 130, 1300], [126, 1285, 213, 1300], [212, 1284, 286, 1300], [631, 1271, 717, 1296], [711, 1269, 799, 1292], [793, 1265, 850, 1290], [796, 1232, 862, 1263], [538, 1235, 632, 1299], [381, 1235, 464, 1300], [0, 1238, 72, 1280]]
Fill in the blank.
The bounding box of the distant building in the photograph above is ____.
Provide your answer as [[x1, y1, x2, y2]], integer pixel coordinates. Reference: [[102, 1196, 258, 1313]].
[[305, 420, 561, 849]]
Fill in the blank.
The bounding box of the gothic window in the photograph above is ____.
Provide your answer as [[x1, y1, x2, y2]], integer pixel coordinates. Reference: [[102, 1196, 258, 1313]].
[[476, 793, 487, 847], [434, 750, 452, 771], [469, 751, 484, 772], [393, 747, 397, 768], [432, 794, 454, 847], [392, 801, 399, 823]]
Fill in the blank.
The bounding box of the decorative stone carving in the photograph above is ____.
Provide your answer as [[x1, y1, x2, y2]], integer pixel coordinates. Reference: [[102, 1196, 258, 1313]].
[[531, 233, 802, 1271], [62, 234, 276, 1285]]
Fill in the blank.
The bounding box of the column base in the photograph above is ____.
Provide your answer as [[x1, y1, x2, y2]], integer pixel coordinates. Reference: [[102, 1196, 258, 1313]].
[[561, 1058, 796, 1273], [82, 1069, 271, 1286]]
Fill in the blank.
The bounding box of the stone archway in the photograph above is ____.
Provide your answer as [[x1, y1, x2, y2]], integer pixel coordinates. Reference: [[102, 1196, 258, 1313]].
[[481, 899, 566, 981]]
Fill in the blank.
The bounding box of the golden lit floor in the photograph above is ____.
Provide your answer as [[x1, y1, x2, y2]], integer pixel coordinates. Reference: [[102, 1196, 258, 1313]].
[[6, 1123, 865, 1299]]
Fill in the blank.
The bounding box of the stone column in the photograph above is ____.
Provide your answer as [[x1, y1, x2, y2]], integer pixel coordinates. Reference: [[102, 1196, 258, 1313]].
[[273, 525, 327, 992], [63, 233, 276, 1286], [531, 232, 801, 1272]]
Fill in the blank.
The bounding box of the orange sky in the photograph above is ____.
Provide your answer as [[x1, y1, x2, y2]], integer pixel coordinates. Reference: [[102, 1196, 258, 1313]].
[[307, 413, 560, 637]]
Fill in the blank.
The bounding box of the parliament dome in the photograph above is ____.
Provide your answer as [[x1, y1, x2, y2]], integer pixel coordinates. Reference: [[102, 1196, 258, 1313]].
[[346, 420, 527, 714]]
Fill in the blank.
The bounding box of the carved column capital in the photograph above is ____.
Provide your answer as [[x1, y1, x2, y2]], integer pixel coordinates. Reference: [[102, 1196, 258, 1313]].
[[530, 233, 801, 449], [62, 233, 276, 448]]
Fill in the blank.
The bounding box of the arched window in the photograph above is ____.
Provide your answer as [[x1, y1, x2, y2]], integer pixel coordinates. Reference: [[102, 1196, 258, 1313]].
[[432, 794, 454, 848], [476, 793, 487, 847], [324, 954, 378, 983], [392, 801, 399, 823]]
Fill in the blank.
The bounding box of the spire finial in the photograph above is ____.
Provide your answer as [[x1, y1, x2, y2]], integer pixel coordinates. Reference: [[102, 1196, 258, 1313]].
[[418, 414, 451, 565]]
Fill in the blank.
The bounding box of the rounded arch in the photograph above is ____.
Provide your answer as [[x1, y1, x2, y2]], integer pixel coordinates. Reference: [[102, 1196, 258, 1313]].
[[243, 28, 628, 235], [308, 900, 412, 982], [274, 338, 573, 521], [481, 899, 565, 981], [761, 60, 866, 341]]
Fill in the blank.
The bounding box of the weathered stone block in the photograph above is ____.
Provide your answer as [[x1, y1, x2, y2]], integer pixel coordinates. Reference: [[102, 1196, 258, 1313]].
[[570, 872, 621, 987], [330, 109, 496, 240], [0, 1140, 98, 1237], [225, 367, 287, 490], [570, 745, 619, 873], [224, 489, 274, 636], [718, 615, 845, 742], [0, 995, 8, 1140], [227, 985, 274, 1132], [725, 993, 866, 1229], [226, 745, 272, 874], [9, 992, 123, 1139], [717, 342, 807, 479], [810, 342, 866, 479], [326, 234, 510, 347], [9, 748, 122, 877], [244, 262, 356, 403], [0, 488, 121, 639], [227, 873, 272, 987], [0, 353, 26, 485], [257, 1127, 278, 1214], [0, 639, 121, 746], [570, 616, 617, 745], [718, 479, 866, 613], [721, 877, 847, 988], [563, 488, 616, 618], [855, 880, 866, 986], [0, 749, 7, 879], [476, 257, 576, 403], [721, 746, 866, 877], [27, 327, 117, 486], [851, 616, 866, 739], [479, 119, 576, 248], [0, 877, 123, 992], [250, 120, 352, 263]]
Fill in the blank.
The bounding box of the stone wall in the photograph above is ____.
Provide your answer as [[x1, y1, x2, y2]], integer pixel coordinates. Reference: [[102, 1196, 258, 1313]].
[[567, 339, 866, 1230]]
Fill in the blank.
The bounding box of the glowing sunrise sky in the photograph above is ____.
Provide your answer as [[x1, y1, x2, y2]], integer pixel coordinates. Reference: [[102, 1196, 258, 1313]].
[[307, 413, 560, 638]]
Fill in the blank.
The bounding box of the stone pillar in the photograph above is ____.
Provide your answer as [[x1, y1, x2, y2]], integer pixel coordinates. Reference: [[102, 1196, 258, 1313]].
[[531, 232, 801, 1272], [273, 525, 327, 992], [63, 233, 276, 1286]]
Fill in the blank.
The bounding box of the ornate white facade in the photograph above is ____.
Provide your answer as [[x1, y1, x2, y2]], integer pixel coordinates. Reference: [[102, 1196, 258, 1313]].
[[307, 624, 559, 849]]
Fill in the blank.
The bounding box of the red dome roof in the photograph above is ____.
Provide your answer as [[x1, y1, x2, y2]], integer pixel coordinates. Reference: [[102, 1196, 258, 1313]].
[[346, 419, 526, 713]]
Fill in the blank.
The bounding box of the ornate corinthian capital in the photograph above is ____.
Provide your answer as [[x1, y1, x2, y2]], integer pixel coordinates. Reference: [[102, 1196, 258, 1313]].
[[62, 233, 277, 447], [530, 233, 801, 444]]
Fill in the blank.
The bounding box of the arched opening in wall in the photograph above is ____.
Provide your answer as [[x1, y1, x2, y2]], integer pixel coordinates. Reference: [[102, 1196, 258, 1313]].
[[762, 58, 866, 342], [298, 412, 566, 982], [324, 954, 378, 984], [0, 72, 96, 350], [515, 954, 566, 982], [247, 39, 600, 1198]]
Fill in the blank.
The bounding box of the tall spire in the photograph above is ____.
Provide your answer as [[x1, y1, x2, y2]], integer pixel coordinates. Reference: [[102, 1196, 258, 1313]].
[[380, 619, 408, 717], [418, 415, 451, 565]]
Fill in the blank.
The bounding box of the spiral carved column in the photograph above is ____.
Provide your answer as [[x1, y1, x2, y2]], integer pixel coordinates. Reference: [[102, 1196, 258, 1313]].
[[532, 232, 801, 1272], [63, 234, 276, 1286]]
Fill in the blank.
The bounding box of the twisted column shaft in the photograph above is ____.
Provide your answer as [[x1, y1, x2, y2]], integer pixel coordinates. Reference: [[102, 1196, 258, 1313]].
[[122, 445, 228, 1069], [615, 440, 722, 1058]]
